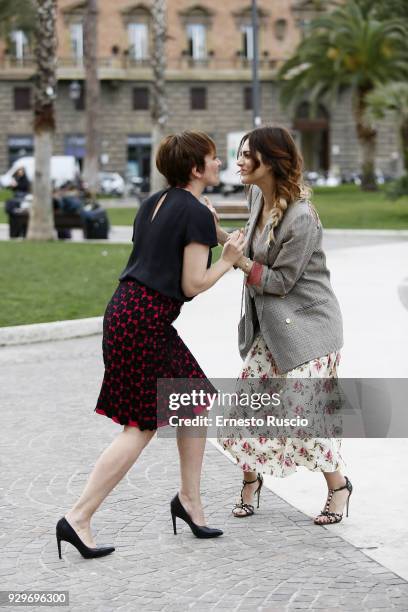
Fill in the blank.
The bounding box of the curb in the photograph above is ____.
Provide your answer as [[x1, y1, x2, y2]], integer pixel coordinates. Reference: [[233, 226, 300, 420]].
[[0, 316, 102, 347]]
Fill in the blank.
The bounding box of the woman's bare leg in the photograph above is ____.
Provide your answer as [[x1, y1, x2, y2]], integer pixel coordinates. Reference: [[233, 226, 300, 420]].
[[65, 426, 155, 546], [177, 425, 207, 525]]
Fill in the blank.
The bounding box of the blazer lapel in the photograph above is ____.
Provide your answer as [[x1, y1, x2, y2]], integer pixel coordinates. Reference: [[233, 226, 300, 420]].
[[244, 187, 263, 257]]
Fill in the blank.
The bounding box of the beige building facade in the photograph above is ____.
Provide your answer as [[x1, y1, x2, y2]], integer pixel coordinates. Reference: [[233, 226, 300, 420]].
[[0, 0, 400, 182]]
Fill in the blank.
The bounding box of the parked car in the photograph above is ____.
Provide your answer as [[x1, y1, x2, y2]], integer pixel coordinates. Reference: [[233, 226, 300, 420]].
[[0, 156, 80, 189], [340, 170, 386, 185], [304, 171, 341, 187], [98, 172, 125, 196]]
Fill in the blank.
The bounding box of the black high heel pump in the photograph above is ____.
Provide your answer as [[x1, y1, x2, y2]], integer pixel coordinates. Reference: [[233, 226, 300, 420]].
[[170, 494, 223, 539], [56, 517, 115, 559]]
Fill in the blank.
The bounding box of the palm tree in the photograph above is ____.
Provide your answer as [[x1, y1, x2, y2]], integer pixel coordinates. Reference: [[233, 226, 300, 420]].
[[83, 0, 100, 198], [366, 0, 408, 21], [27, 0, 57, 240], [149, 0, 167, 193], [365, 82, 408, 173], [279, 0, 408, 190]]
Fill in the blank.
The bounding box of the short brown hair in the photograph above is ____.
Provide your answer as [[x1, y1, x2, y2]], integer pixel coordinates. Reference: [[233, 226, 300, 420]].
[[156, 131, 216, 187]]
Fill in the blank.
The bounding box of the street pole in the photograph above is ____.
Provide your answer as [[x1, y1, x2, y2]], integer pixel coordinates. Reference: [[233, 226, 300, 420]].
[[251, 0, 261, 127]]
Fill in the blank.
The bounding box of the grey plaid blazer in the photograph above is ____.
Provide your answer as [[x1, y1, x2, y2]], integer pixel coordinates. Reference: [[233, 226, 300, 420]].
[[238, 186, 343, 373]]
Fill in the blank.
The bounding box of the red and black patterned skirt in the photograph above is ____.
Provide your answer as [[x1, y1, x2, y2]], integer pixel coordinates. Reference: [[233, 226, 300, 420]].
[[95, 280, 210, 431]]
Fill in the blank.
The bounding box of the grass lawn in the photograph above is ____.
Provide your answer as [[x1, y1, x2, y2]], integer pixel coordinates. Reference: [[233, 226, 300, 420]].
[[312, 185, 408, 229], [105, 185, 408, 229], [1, 184, 407, 327], [0, 240, 223, 327], [0, 242, 132, 327]]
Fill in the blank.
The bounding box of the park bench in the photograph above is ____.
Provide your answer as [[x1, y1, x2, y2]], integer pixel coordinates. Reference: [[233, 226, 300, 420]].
[[213, 202, 249, 220], [7, 206, 109, 240]]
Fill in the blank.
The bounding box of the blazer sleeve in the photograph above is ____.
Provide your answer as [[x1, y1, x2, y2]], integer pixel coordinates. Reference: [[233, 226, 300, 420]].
[[246, 212, 318, 296], [246, 185, 253, 211]]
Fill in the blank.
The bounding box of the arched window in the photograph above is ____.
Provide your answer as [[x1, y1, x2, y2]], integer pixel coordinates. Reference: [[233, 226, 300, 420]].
[[274, 19, 288, 41], [62, 1, 86, 65], [10, 30, 29, 61], [179, 6, 214, 61], [294, 102, 330, 172], [121, 3, 151, 61], [232, 5, 269, 61]]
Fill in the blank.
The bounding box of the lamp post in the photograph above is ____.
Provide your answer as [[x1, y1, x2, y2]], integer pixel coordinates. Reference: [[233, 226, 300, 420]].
[[251, 0, 261, 127]]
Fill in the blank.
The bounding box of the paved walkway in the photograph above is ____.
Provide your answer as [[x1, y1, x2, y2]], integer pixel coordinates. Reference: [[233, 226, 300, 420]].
[[1, 338, 408, 612]]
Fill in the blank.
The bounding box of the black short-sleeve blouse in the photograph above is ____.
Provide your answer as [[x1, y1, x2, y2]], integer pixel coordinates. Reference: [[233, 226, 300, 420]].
[[119, 187, 218, 302]]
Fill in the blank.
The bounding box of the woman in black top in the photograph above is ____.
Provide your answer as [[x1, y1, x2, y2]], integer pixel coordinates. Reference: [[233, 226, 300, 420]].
[[11, 166, 30, 195], [56, 131, 245, 558]]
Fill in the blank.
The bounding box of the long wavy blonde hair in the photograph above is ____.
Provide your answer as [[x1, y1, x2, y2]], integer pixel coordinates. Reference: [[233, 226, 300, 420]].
[[240, 126, 311, 244]]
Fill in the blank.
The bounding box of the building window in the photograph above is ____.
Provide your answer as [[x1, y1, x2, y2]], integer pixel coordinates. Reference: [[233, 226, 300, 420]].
[[64, 134, 85, 169], [191, 87, 207, 110], [14, 87, 31, 111], [133, 87, 149, 110], [241, 25, 254, 60], [10, 30, 29, 60], [74, 83, 85, 111], [8, 135, 34, 166], [274, 19, 288, 41], [244, 86, 253, 111], [187, 24, 207, 60], [127, 134, 152, 192], [128, 23, 149, 60], [70, 23, 84, 64]]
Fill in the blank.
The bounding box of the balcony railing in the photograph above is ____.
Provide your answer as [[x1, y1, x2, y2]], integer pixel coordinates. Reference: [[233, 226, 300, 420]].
[[0, 55, 36, 69], [173, 56, 279, 71], [0, 54, 280, 75]]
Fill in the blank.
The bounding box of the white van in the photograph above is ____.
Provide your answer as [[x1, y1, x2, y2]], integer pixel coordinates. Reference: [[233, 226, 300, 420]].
[[219, 131, 246, 195], [0, 156, 80, 189]]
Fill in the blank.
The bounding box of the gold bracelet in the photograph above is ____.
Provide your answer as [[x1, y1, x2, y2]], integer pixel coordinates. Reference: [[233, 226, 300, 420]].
[[242, 257, 251, 274]]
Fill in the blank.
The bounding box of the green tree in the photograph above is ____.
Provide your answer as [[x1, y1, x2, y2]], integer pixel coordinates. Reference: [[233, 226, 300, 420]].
[[366, 82, 408, 172], [0, 0, 36, 59], [279, 0, 408, 190], [356, 0, 408, 21], [0, 0, 35, 36]]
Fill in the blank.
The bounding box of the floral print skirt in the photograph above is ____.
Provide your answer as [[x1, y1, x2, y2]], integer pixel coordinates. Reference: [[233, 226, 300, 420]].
[[219, 334, 345, 478]]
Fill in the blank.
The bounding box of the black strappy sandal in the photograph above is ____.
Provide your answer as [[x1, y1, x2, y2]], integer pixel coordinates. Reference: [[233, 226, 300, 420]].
[[314, 476, 353, 525], [232, 474, 263, 518]]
